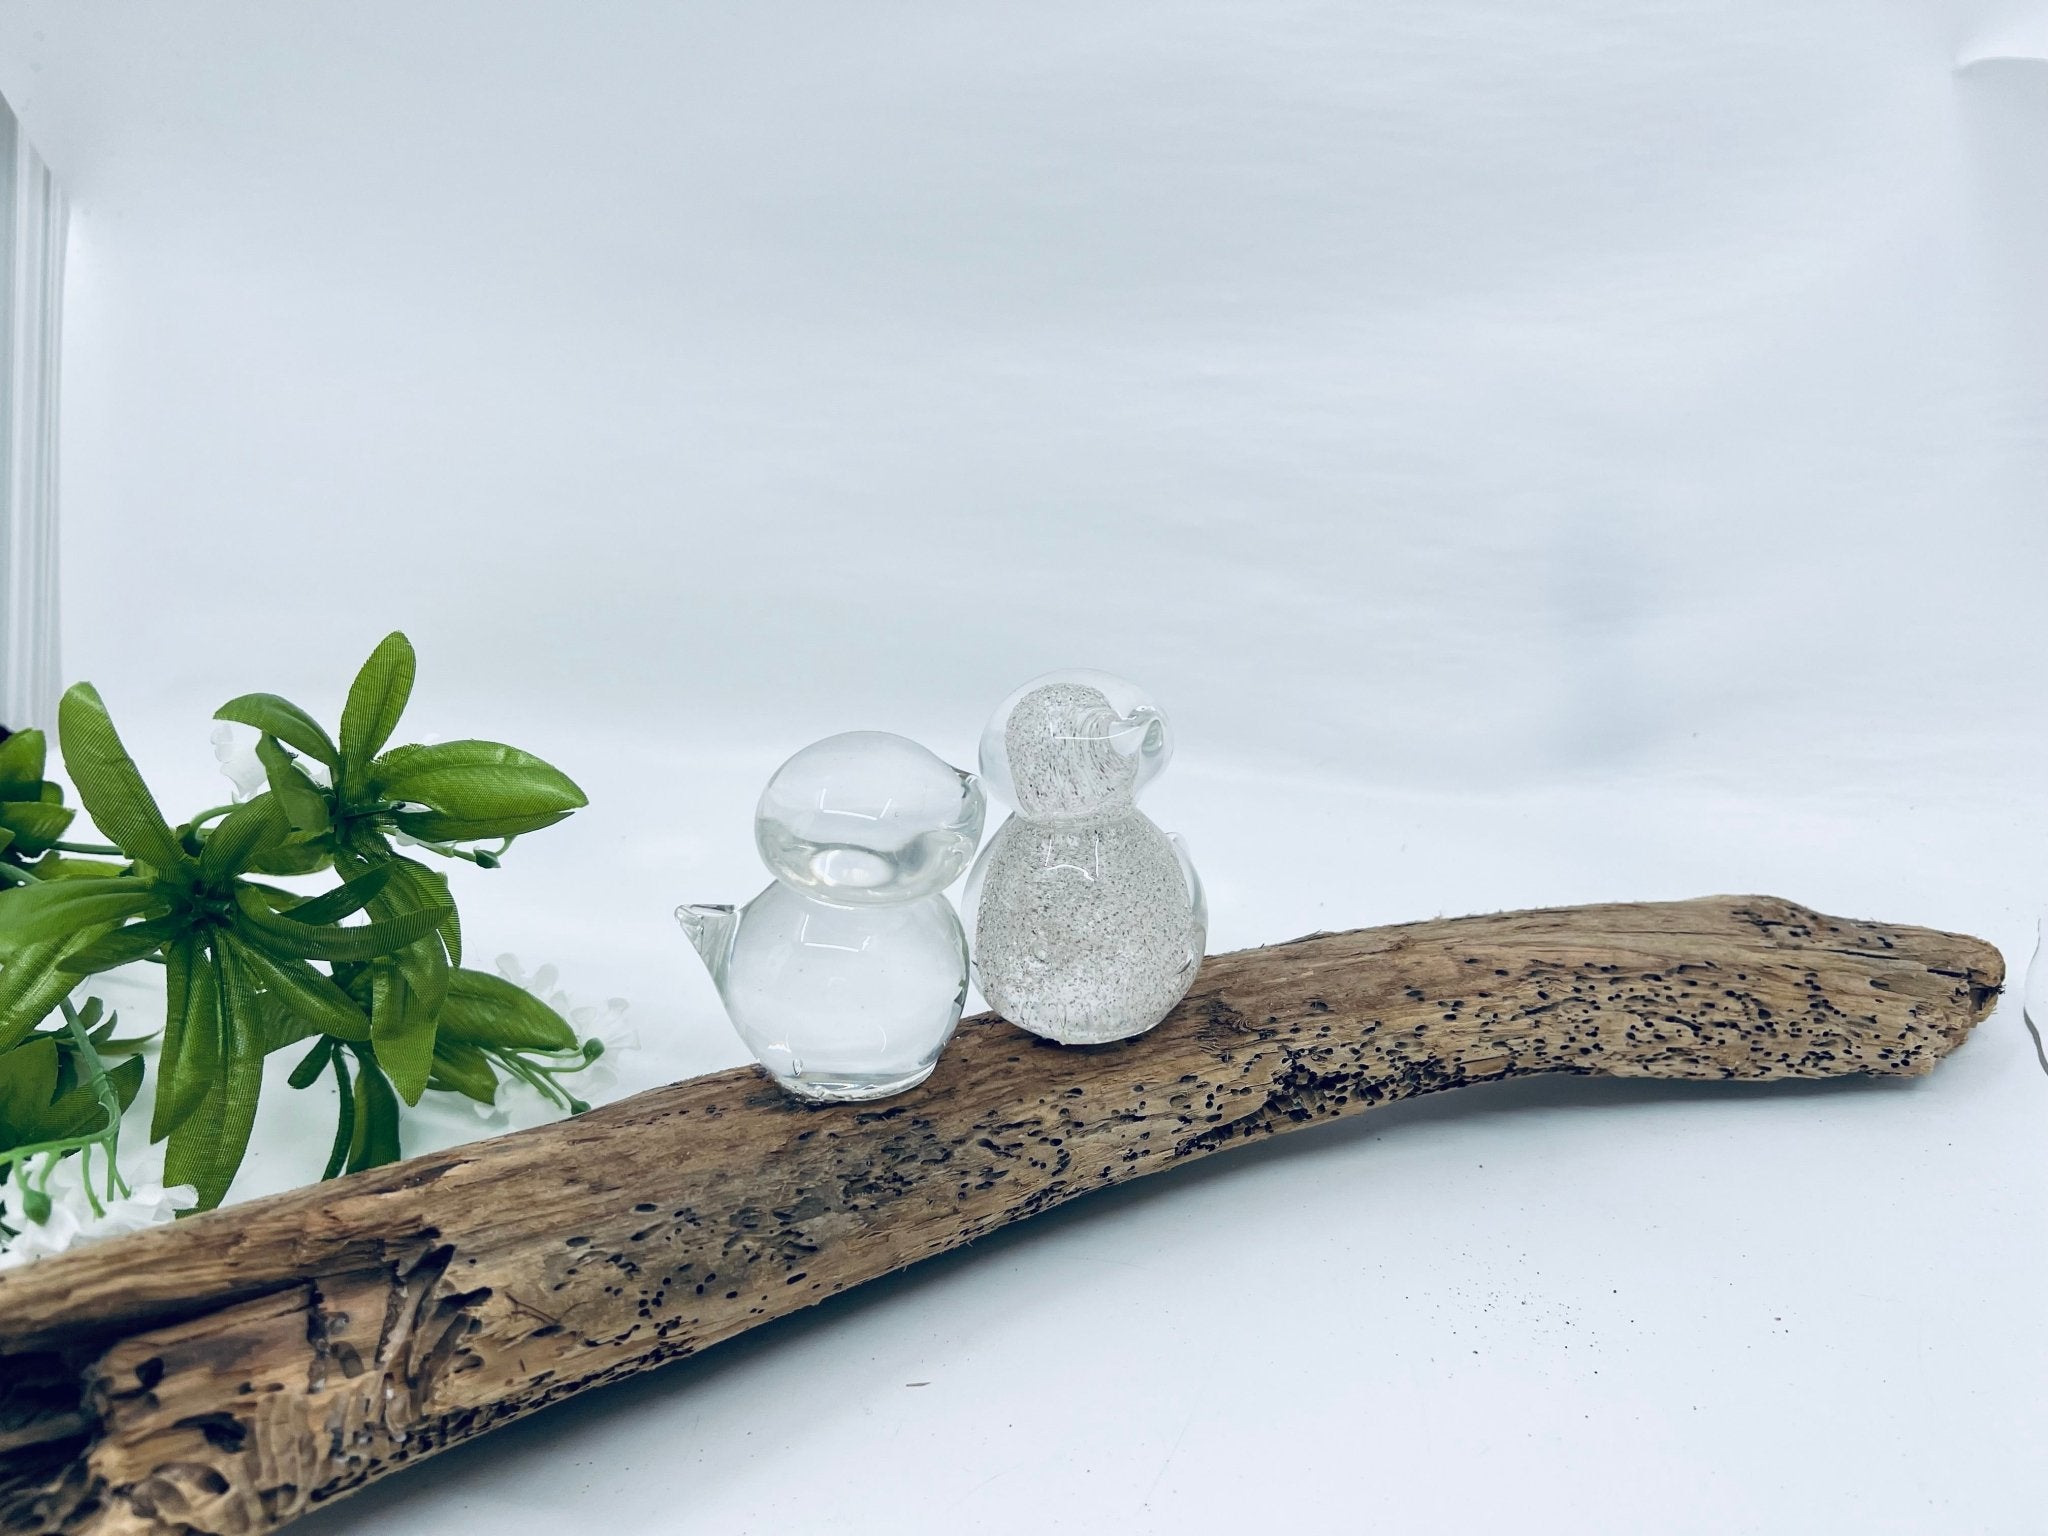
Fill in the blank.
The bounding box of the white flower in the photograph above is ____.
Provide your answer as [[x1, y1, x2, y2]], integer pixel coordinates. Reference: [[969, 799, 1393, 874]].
[[95, 1181, 199, 1234], [494, 954, 564, 1010], [0, 1188, 80, 1267], [0, 1150, 197, 1270], [211, 723, 269, 802], [478, 955, 636, 1117], [571, 996, 637, 1054], [211, 723, 331, 802], [567, 997, 636, 1100]]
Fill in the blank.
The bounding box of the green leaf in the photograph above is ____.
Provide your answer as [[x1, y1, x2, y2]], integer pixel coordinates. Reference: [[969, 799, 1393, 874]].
[[437, 967, 577, 1052], [0, 939, 78, 1051], [346, 1046, 402, 1174], [0, 797, 75, 855], [221, 930, 371, 1045], [0, 728, 49, 793], [84, 998, 154, 1054], [30, 1058, 136, 1148], [372, 740, 587, 836], [387, 807, 578, 843], [213, 693, 340, 769], [0, 827, 11, 856], [279, 864, 390, 927], [287, 1035, 335, 1089], [107, 1052, 144, 1112], [376, 854, 460, 966], [24, 856, 129, 881], [152, 936, 220, 1142], [340, 632, 416, 775], [427, 1037, 498, 1103], [0, 1037, 64, 1148], [256, 734, 331, 836], [231, 887, 451, 962], [244, 839, 334, 878], [197, 794, 291, 884], [164, 946, 264, 1210], [332, 960, 370, 1009], [321, 1049, 356, 1180], [0, 877, 164, 949], [57, 684, 190, 874], [385, 904, 451, 1014], [349, 856, 456, 1054], [0, 1034, 131, 1151], [367, 964, 437, 1104], [56, 914, 183, 974]]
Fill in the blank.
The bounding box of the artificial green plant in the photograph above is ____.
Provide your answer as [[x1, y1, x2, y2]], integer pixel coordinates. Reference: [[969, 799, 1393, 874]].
[[0, 633, 596, 1221]]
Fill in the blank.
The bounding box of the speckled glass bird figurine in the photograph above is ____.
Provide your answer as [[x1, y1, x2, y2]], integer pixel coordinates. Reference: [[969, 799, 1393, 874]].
[[964, 671, 1206, 1044]]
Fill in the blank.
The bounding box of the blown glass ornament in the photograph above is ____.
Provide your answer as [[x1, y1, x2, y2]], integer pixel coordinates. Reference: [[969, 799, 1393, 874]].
[[679, 731, 984, 1101], [965, 671, 1206, 1045]]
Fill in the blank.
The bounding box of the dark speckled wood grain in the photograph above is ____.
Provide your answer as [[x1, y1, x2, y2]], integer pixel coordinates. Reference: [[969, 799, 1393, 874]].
[[0, 896, 2003, 1536]]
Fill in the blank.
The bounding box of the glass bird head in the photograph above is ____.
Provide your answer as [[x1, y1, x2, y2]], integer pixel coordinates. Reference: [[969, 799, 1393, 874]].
[[978, 670, 1173, 821], [754, 730, 986, 905]]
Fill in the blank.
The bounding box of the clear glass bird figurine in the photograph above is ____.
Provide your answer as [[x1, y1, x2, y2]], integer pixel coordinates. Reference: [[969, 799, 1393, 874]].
[[678, 731, 985, 1102], [964, 670, 1206, 1045]]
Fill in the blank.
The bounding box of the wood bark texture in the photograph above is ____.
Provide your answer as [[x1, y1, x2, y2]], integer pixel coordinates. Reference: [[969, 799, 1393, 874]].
[[0, 895, 2005, 1535]]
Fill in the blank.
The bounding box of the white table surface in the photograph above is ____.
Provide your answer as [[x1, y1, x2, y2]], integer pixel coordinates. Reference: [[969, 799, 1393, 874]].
[[2, 3, 2045, 1530]]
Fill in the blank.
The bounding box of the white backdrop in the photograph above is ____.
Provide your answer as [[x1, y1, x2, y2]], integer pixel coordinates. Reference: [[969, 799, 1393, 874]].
[[1, 3, 2046, 1532]]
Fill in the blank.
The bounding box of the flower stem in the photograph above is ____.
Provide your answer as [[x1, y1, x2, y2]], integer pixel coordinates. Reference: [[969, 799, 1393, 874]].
[[60, 998, 129, 1202], [176, 804, 237, 837], [0, 1125, 123, 1189], [406, 837, 502, 867], [0, 997, 134, 1225], [492, 1049, 574, 1111]]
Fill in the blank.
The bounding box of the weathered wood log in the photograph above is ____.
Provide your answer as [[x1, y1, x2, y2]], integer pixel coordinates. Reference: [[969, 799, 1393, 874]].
[[0, 896, 2004, 1535]]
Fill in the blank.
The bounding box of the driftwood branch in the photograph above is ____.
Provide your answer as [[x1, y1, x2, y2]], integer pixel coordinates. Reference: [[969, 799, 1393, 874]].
[[0, 896, 2003, 1534]]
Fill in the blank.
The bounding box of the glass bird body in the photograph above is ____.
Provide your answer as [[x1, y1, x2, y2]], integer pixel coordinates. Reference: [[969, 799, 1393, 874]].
[[679, 731, 984, 1102], [966, 672, 1206, 1045]]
